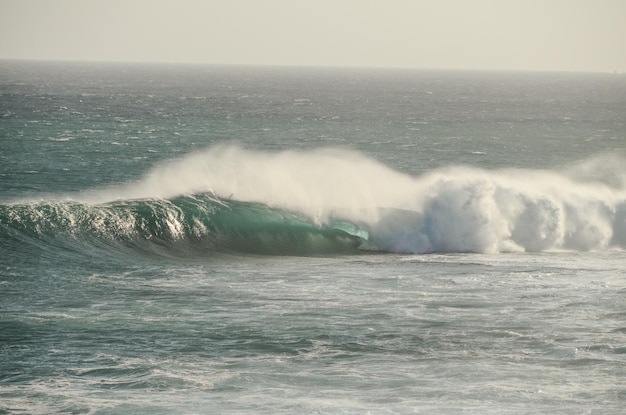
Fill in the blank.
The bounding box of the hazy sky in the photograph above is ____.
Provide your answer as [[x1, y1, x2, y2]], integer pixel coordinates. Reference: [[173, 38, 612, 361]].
[[1, 0, 625, 72]]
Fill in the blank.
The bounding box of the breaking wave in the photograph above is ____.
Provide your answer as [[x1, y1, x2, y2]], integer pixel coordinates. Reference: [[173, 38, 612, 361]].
[[2, 145, 625, 256], [0, 196, 366, 257]]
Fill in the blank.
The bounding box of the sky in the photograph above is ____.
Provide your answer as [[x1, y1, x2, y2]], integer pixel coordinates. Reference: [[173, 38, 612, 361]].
[[1, 0, 625, 72]]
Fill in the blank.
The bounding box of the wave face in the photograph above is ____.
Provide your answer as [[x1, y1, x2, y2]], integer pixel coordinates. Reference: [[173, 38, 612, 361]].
[[0, 196, 367, 257], [3, 145, 626, 256]]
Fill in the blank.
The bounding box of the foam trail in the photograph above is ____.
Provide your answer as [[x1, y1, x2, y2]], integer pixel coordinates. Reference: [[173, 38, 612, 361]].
[[80, 145, 626, 254]]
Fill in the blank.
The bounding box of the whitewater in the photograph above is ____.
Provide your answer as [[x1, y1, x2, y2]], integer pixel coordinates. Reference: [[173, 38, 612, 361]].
[[2, 62, 626, 414]]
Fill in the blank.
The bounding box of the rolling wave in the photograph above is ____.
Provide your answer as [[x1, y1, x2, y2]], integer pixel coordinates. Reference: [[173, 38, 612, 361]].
[[2, 145, 626, 257], [0, 195, 367, 257]]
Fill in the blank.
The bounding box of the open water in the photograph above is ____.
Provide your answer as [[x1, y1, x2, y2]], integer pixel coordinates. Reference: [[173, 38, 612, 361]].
[[1, 61, 626, 414]]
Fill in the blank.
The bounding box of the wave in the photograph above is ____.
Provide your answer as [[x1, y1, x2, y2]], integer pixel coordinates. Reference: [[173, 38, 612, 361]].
[[2, 145, 626, 256], [0, 195, 368, 257]]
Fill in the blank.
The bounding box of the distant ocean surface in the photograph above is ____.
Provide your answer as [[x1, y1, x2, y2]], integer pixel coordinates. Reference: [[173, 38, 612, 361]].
[[1, 61, 626, 414]]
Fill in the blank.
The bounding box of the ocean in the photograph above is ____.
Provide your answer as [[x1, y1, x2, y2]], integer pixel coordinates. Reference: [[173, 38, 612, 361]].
[[1, 61, 626, 414]]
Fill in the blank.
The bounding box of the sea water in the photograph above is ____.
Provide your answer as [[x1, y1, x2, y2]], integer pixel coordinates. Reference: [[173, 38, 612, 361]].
[[1, 61, 626, 414]]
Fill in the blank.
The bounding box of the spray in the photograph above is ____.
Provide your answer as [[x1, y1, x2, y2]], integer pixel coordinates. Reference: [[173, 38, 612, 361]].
[[73, 145, 626, 253]]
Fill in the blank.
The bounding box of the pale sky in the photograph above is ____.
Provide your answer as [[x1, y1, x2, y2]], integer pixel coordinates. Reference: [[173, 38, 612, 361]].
[[1, 0, 625, 72]]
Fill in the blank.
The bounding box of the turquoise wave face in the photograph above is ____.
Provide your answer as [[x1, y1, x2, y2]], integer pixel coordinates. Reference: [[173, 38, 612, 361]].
[[0, 194, 368, 258]]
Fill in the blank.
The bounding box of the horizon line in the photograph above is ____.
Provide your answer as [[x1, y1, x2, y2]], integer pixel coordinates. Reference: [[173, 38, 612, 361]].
[[0, 57, 622, 76]]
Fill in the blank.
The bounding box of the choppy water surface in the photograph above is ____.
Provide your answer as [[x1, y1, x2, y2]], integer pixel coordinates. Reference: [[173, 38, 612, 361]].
[[1, 61, 626, 414]]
